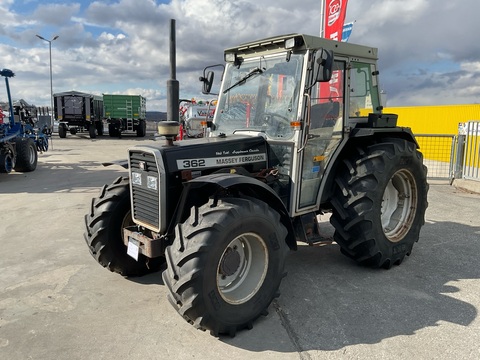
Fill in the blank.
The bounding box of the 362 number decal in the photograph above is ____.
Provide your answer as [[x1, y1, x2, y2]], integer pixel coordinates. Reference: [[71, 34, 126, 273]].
[[181, 159, 206, 168]]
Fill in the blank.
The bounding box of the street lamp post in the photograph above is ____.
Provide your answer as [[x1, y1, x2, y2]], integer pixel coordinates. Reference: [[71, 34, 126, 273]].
[[36, 34, 59, 131]]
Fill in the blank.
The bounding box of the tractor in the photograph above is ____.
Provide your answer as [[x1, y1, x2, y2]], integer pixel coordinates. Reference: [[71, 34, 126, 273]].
[[84, 33, 428, 336]]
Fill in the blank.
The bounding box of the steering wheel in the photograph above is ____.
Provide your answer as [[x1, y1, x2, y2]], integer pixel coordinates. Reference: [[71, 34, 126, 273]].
[[262, 112, 292, 137], [263, 112, 291, 126]]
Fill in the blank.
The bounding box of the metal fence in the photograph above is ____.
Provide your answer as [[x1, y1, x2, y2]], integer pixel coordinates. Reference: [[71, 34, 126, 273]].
[[414, 121, 480, 183], [460, 121, 480, 181], [415, 134, 457, 183]]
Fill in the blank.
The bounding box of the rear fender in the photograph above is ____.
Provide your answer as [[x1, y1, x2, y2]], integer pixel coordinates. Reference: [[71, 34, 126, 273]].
[[176, 173, 297, 250], [320, 128, 419, 204]]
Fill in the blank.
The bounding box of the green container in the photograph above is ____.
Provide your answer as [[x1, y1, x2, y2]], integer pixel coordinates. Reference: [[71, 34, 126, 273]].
[[103, 94, 146, 120]]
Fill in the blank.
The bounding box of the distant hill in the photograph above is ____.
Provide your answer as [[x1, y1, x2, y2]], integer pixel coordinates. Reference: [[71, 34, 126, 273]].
[[146, 111, 167, 121]]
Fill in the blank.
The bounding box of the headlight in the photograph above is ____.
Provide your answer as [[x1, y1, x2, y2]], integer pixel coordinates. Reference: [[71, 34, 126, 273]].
[[147, 175, 158, 190], [132, 172, 142, 185]]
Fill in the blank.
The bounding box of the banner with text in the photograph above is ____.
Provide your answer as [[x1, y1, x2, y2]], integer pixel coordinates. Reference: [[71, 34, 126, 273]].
[[323, 0, 349, 41]]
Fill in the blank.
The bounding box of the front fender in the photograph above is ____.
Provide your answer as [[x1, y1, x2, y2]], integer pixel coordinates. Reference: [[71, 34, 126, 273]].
[[178, 173, 297, 250], [102, 159, 129, 169]]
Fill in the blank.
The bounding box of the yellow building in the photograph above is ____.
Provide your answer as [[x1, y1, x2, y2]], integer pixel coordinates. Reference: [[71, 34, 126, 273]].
[[384, 104, 480, 135], [377, 104, 480, 164]]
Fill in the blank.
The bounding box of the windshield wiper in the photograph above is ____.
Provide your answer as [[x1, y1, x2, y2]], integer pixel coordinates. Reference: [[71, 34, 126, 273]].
[[223, 67, 263, 94]]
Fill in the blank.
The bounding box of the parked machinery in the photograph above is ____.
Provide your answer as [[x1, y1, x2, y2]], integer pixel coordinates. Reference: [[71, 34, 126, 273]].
[[54, 90, 104, 139], [103, 94, 147, 137], [84, 33, 429, 336], [179, 99, 216, 138], [0, 68, 50, 173]]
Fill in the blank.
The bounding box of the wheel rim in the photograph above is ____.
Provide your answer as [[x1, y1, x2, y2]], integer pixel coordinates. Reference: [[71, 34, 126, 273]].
[[28, 145, 35, 164], [381, 169, 418, 242], [3, 153, 13, 173], [217, 233, 268, 305]]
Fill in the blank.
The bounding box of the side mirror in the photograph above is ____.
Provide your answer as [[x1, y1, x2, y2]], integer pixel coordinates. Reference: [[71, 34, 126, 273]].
[[200, 71, 214, 94], [316, 49, 334, 82]]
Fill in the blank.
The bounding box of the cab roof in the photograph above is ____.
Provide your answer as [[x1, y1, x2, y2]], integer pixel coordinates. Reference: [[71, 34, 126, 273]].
[[224, 33, 378, 61]]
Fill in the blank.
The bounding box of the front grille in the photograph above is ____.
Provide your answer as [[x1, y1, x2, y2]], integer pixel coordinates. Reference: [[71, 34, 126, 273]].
[[129, 150, 160, 231]]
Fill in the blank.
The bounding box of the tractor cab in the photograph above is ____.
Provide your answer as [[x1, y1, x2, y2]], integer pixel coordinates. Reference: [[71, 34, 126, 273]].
[[202, 34, 384, 215]]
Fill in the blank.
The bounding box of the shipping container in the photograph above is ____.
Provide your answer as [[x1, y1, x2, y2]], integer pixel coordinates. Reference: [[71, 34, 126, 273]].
[[103, 94, 146, 137]]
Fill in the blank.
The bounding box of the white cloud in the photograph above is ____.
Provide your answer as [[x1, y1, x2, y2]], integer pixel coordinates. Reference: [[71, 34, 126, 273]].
[[2, 0, 480, 110]]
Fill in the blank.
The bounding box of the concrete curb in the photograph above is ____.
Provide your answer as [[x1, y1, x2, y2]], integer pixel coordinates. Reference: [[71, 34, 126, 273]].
[[453, 179, 480, 194]]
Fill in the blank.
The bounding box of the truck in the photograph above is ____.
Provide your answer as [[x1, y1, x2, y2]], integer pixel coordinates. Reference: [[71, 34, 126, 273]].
[[84, 33, 429, 337], [103, 94, 147, 137], [54, 90, 103, 139], [1, 69, 50, 173]]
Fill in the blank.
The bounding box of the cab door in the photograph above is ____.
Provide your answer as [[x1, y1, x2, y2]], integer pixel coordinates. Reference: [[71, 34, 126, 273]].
[[296, 59, 347, 211]]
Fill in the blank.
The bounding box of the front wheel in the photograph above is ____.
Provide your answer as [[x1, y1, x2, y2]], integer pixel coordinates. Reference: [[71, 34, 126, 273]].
[[330, 138, 429, 269], [84, 177, 164, 276], [14, 137, 37, 172], [162, 197, 289, 336]]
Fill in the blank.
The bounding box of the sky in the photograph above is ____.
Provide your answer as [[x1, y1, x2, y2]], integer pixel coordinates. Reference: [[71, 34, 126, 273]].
[[1, 0, 480, 111]]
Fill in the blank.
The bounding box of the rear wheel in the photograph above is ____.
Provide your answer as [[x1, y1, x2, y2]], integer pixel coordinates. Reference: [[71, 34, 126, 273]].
[[330, 138, 428, 269], [14, 137, 37, 172], [108, 124, 119, 137], [136, 119, 146, 137], [163, 196, 289, 336], [58, 123, 67, 138], [89, 123, 97, 138], [96, 122, 104, 136], [84, 177, 164, 276]]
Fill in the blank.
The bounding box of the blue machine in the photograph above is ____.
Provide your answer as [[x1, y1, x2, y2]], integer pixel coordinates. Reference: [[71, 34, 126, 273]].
[[0, 68, 50, 173]]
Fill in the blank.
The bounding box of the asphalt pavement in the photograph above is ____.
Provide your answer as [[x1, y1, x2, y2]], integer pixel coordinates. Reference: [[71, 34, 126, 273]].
[[1, 133, 479, 360]]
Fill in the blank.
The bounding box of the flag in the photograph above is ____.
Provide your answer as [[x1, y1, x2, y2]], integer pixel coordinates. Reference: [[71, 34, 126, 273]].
[[321, 0, 349, 41], [318, 0, 349, 104], [341, 21, 354, 42]]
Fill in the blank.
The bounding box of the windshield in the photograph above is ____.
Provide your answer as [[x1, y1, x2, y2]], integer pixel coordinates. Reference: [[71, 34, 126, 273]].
[[213, 53, 304, 139]]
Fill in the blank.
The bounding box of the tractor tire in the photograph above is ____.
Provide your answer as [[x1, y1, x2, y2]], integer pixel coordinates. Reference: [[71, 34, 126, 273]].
[[84, 176, 165, 276], [89, 123, 97, 139], [0, 152, 14, 173], [58, 123, 67, 138], [162, 196, 289, 337], [14, 137, 37, 172], [136, 120, 146, 137], [330, 138, 429, 269]]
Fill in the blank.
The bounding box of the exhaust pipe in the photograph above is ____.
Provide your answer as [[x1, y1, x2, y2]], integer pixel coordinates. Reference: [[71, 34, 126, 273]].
[[167, 18, 179, 124], [159, 19, 180, 146]]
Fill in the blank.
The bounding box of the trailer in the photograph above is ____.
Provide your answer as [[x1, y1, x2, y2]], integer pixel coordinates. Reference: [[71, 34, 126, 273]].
[[1, 68, 49, 174], [54, 90, 104, 139], [103, 94, 147, 137]]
